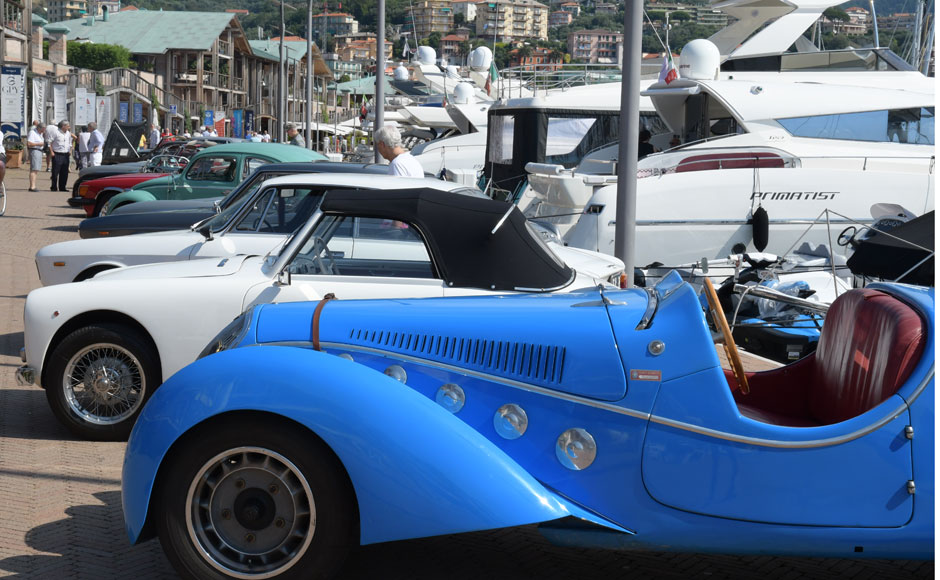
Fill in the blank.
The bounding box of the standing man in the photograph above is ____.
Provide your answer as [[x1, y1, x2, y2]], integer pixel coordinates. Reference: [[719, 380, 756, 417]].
[[44, 122, 57, 172], [87, 122, 105, 167], [50, 121, 74, 192], [77, 125, 92, 169], [374, 126, 424, 177], [149, 123, 161, 149], [286, 124, 305, 147], [26, 123, 45, 192]]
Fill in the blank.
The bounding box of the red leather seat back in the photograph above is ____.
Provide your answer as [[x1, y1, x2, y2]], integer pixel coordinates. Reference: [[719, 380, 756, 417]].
[[810, 289, 925, 425]]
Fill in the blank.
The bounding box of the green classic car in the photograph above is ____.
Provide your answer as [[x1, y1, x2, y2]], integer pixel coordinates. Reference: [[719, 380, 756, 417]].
[[102, 143, 326, 215]]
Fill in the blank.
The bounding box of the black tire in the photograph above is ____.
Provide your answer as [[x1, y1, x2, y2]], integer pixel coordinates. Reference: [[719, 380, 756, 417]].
[[92, 191, 118, 217], [44, 323, 160, 441], [156, 418, 356, 580]]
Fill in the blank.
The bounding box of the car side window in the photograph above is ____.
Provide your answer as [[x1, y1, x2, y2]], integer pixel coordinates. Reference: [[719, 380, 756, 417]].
[[289, 216, 435, 279], [243, 157, 272, 180], [186, 156, 239, 182]]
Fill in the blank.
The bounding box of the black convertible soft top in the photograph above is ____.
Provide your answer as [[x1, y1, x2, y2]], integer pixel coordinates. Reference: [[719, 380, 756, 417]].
[[319, 188, 575, 292]]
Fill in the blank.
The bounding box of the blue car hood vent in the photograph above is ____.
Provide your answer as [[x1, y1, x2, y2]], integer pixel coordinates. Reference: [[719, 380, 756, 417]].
[[349, 328, 566, 385]]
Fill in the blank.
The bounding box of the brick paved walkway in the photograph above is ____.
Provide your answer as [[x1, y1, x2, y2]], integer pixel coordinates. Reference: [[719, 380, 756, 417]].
[[0, 164, 933, 579]]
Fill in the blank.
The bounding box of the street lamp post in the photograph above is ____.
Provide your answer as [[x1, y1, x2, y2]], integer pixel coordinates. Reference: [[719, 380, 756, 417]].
[[374, 0, 385, 163], [277, 0, 286, 142], [306, 0, 313, 149]]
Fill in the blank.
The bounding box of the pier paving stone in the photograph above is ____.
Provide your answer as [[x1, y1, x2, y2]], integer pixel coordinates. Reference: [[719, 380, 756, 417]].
[[0, 165, 933, 579]]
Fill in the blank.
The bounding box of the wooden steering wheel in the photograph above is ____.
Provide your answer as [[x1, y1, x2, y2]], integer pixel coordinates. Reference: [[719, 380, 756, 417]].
[[703, 277, 750, 395]]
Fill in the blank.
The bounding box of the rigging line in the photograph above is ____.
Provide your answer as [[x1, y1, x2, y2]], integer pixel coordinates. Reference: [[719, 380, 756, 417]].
[[643, 11, 668, 53], [887, 0, 911, 52]]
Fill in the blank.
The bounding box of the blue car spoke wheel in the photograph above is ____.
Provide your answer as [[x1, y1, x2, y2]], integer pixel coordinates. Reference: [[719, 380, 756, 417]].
[[156, 418, 357, 580], [45, 323, 160, 441]]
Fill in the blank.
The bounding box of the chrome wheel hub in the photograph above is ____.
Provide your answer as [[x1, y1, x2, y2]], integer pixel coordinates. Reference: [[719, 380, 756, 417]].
[[63, 343, 146, 425], [186, 447, 315, 579]]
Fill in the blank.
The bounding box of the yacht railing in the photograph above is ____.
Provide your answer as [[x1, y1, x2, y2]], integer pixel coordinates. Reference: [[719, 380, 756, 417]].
[[495, 64, 626, 98]]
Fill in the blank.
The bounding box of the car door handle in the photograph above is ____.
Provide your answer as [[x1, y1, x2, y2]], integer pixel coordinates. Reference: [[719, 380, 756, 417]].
[[328, 251, 345, 259]]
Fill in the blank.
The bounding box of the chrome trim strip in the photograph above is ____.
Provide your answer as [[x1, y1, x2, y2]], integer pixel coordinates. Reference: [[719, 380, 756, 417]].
[[317, 341, 652, 421], [650, 363, 934, 449], [635, 288, 657, 330], [635, 218, 864, 226], [263, 341, 933, 450]]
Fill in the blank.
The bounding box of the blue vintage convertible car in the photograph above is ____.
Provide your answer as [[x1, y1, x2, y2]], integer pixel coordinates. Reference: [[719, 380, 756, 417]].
[[123, 274, 933, 579]]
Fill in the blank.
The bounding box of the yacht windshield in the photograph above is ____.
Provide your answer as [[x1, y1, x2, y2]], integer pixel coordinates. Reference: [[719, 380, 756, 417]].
[[777, 107, 935, 145]]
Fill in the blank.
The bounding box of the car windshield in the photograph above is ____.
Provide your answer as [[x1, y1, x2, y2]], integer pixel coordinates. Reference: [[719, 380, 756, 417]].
[[199, 172, 285, 232]]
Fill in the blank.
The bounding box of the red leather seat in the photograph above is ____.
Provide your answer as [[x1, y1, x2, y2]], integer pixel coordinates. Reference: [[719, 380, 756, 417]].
[[735, 289, 926, 427]]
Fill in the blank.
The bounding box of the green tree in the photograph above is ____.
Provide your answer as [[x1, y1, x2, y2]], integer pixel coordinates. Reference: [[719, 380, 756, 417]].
[[339, 73, 351, 83], [67, 41, 133, 70], [454, 12, 466, 27], [424, 31, 442, 51], [823, 6, 850, 21]]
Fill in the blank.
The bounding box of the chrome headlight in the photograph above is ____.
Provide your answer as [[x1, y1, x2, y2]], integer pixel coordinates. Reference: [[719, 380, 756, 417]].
[[198, 311, 252, 360]]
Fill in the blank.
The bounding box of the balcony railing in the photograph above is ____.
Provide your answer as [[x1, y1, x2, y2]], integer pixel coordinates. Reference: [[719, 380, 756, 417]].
[[218, 73, 231, 88], [55, 66, 189, 117], [217, 39, 232, 57], [233, 77, 245, 91], [3, 2, 26, 34]]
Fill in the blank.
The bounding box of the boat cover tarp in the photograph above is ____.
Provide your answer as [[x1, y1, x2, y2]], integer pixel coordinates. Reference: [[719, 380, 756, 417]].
[[846, 211, 934, 285]]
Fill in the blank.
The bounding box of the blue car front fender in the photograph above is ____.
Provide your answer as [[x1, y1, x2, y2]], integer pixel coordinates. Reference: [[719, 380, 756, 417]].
[[123, 346, 627, 546]]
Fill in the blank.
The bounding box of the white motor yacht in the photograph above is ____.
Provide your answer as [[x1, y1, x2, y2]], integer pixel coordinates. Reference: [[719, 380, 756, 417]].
[[564, 43, 934, 266]]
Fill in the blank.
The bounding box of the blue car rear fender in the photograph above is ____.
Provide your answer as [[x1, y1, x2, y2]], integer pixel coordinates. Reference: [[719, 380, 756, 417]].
[[123, 346, 629, 546]]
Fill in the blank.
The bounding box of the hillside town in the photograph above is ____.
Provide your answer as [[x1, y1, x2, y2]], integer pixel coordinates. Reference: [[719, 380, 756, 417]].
[[0, 0, 932, 143]]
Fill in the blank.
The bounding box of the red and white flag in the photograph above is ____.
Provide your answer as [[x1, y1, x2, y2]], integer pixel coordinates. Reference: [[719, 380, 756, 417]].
[[658, 52, 678, 84]]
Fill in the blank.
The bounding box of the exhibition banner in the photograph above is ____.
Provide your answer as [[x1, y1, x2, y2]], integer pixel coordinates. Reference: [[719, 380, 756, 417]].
[[1, 65, 27, 129], [96, 97, 112, 137], [232, 110, 243, 138], [32, 77, 47, 124], [52, 84, 67, 124]]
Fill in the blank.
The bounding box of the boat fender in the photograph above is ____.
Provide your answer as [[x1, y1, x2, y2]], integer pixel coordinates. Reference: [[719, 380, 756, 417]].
[[751, 206, 769, 252]]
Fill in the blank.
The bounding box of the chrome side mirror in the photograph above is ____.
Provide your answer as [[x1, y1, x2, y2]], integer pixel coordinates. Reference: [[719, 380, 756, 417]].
[[276, 269, 291, 286]]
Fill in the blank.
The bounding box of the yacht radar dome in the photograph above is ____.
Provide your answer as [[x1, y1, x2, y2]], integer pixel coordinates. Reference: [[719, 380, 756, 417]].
[[453, 82, 475, 104], [416, 46, 437, 65], [394, 64, 410, 81], [468, 46, 493, 72], [446, 65, 461, 79], [679, 39, 720, 80]]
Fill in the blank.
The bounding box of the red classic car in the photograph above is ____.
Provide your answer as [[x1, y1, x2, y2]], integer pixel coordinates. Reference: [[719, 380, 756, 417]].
[[72, 171, 175, 217]]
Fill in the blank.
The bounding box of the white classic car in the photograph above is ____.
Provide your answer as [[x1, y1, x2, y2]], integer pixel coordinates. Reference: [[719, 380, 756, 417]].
[[38, 174, 468, 286], [18, 182, 625, 440]]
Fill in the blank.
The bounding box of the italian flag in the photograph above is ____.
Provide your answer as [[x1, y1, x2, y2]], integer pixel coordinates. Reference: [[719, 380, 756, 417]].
[[659, 51, 678, 84], [485, 61, 498, 95]]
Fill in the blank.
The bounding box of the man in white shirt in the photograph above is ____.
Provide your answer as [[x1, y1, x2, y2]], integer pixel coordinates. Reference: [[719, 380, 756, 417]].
[[50, 121, 74, 192], [374, 125, 424, 178], [27, 123, 46, 191], [209, 126, 219, 137], [202, 126, 212, 138], [87, 122, 105, 167]]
